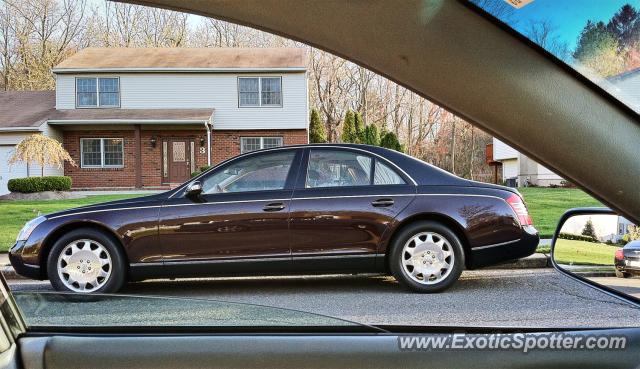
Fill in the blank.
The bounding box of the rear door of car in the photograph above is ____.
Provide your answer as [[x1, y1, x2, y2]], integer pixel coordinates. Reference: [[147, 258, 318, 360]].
[[289, 147, 415, 272]]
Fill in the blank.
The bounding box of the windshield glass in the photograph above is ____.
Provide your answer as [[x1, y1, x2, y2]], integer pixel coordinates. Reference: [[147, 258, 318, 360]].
[[1, 0, 639, 335], [470, 0, 640, 113], [13, 292, 362, 329]]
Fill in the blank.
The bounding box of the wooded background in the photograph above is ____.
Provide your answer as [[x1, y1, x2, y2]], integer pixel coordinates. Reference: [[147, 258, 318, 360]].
[[11, 0, 637, 182]]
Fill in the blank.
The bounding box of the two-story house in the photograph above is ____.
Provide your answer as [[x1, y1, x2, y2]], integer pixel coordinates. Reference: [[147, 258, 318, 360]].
[[0, 48, 309, 194]]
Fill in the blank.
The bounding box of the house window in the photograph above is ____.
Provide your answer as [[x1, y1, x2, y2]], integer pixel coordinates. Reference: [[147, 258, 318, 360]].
[[76, 77, 119, 108], [80, 138, 124, 168], [238, 77, 282, 107], [241, 137, 283, 153]]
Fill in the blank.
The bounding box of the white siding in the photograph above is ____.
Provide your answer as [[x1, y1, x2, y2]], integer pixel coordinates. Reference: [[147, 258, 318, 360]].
[[502, 158, 518, 180], [55, 72, 309, 130], [606, 74, 640, 111], [536, 163, 563, 180], [0, 146, 28, 195], [492, 138, 518, 160]]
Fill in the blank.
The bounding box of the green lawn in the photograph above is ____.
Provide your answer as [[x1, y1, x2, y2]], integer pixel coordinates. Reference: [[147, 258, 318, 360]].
[[518, 187, 603, 239], [0, 195, 143, 252], [553, 239, 618, 266]]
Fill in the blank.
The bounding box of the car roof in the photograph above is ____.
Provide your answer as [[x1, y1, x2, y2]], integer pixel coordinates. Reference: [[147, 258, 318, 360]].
[[124, 0, 639, 223]]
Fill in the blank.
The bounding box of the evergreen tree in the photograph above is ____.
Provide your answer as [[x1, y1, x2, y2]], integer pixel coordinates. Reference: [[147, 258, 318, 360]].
[[607, 4, 640, 51], [341, 110, 356, 143], [309, 108, 326, 143], [353, 111, 365, 143], [380, 131, 403, 152], [573, 20, 624, 77], [363, 124, 380, 146], [581, 218, 598, 241]]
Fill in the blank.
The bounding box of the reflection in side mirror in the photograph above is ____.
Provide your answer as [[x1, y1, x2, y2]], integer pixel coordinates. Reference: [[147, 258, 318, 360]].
[[552, 209, 640, 301], [185, 181, 203, 199]]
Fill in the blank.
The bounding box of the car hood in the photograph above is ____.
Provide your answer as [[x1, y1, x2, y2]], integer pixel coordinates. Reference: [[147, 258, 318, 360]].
[[43, 192, 169, 219]]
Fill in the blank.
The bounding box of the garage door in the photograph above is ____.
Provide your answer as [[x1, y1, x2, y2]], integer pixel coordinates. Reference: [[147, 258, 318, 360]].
[[0, 146, 28, 195]]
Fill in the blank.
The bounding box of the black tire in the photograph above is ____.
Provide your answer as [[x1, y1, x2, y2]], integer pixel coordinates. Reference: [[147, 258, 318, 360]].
[[389, 221, 464, 293], [47, 228, 127, 293], [615, 269, 631, 278]]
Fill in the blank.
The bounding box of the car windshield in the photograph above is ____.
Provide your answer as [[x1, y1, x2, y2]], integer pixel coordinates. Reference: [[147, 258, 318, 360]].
[[1, 0, 639, 335], [469, 0, 640, 113], [12, 291, 362, 329]]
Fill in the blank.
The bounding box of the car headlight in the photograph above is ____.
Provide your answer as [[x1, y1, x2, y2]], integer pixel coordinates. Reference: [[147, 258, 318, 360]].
[[16, 216, 46, 242]]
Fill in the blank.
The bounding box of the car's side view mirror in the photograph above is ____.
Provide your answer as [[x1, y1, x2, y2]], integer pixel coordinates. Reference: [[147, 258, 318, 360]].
[[551, 207, 640, 306], [185, 181, 203, 199]]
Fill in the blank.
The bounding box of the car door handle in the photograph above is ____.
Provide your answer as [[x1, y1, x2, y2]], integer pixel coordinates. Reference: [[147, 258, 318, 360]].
[[371, 198, 394, 207], [263, 202, 286, 211]]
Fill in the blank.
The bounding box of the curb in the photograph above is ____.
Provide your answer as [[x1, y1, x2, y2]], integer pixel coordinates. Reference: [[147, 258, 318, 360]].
[[1, 266, 26, 281], [569, 271, 617, 278], [487, 253, 551, 269]]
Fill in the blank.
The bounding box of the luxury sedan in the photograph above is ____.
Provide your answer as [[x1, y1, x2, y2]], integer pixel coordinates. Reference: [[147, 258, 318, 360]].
[[9, 144, 539, 293], [614, 240, 640, 278]]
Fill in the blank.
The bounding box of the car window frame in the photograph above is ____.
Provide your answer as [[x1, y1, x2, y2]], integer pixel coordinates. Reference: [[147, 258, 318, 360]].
[[190, 147, 303, 197], [295, 147, 412, 190]]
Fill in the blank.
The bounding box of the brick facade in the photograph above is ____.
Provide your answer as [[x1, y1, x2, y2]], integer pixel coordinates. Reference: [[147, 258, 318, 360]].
[[63, 128, 308, 190]]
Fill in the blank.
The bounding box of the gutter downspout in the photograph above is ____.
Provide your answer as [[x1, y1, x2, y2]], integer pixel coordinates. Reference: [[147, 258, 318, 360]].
[[206, 115, 213, 167]]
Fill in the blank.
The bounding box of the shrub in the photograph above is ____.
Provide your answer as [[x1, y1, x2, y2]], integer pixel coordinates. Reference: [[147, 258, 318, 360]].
[[190, 171, 201, 178], [200, 166, 211, 172], [309, 108, 326, 143], [558, 232, 597, 243], [7, 176, 72, 193]]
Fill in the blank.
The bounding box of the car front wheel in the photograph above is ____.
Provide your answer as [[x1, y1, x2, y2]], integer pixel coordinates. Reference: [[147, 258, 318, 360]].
[[47, 228, 126, 293], [390, 221, 464, 293]]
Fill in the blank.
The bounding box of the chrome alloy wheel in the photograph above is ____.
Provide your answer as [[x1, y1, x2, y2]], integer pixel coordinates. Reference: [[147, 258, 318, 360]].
[[401, 232, 454, 284], [57, 239, 112, 293]]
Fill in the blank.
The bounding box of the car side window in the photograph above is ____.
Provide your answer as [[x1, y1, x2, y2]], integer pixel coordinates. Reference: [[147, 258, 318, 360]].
[[201, 151, 295, 194], [374, 160, 406, 185], [306, 150, 372, 188]]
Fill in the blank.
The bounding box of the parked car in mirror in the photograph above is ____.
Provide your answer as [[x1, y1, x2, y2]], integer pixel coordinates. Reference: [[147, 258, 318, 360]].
[[9, 144, 539, 293]]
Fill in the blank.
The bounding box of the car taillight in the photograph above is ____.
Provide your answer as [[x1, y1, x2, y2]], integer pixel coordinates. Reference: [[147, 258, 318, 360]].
[[505, 194, 533, 226], [615, 249, 624, 259]]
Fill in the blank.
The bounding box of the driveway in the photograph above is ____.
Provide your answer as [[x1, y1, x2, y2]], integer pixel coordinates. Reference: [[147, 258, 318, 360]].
[[8, 268, 640, 327]]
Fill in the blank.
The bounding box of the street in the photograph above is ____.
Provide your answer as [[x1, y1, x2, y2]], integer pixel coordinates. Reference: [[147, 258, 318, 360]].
[[589, 276, 640, 299], [8, 268, 640, 328]]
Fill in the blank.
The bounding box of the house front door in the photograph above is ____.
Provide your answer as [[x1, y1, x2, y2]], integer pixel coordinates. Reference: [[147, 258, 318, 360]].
[[167, 139, 191, 183]]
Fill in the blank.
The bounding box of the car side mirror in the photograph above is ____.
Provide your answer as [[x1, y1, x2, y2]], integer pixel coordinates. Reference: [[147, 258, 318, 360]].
[[551, 207, 640, 306], [185, 181, 203, 199]]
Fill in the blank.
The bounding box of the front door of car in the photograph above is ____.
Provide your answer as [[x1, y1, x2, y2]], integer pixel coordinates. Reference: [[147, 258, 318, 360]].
[[289, 148, 415, 271], [158, 149, 302, 273]]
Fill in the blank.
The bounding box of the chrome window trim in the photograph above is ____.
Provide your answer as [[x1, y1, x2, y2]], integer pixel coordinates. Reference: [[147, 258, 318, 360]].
[[472, 238, 521, 250], [169, 145, 419, 199]]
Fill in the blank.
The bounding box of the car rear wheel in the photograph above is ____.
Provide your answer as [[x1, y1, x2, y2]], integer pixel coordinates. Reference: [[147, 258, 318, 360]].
[[47, 228, 126, 293], [615, 270, 631, 278], [390, 221, 464, 293]]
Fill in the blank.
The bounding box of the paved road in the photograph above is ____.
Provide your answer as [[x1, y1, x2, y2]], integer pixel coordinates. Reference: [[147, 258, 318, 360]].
[[8, 268, 640, 328], [589, 276, 640, 298]]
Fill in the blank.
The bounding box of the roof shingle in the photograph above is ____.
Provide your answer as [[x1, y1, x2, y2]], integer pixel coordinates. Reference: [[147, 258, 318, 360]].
[[0, 91, 55, 128], [53, 47, 308, 71]]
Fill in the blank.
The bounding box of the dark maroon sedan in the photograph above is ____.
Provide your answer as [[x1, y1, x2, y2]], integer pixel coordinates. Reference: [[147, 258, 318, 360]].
[[10, 144, 538, 293]]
